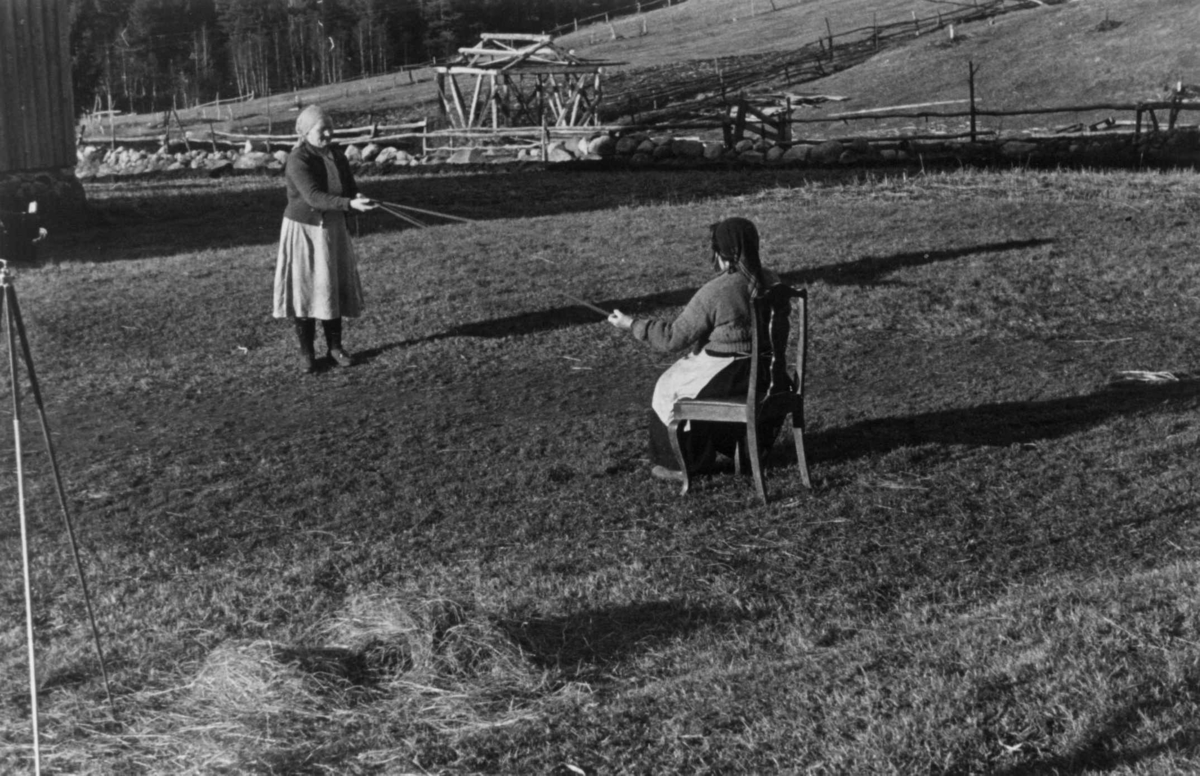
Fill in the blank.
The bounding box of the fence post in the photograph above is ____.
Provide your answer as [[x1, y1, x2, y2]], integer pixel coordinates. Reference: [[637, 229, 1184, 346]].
[[825, 18, 835, 62], [783, 96, 792, 144], [968, 60, 978, 142], [107, 91, 116, 151]]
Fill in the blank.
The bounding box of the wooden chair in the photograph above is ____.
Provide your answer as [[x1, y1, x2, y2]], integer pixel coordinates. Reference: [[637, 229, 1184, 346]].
[[667, 284, 811, 503]]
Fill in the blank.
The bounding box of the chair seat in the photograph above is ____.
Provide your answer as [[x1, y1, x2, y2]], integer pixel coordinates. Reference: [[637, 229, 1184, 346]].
[[674, 397, 751, 423]]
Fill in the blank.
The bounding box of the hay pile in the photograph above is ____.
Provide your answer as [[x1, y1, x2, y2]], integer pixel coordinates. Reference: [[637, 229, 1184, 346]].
[[135, 593, 557, 772]]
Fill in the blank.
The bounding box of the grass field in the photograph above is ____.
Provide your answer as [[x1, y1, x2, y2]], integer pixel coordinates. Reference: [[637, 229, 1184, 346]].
[[0, 164, 1199, 773]]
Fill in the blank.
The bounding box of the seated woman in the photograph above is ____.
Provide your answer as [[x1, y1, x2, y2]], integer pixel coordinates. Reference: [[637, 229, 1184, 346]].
[[608, 217, 781, 482]]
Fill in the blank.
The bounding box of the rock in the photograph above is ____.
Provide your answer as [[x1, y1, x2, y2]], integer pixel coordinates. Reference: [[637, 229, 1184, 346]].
[[703, 142, 726, 160], [636, 139, 656, 154], [374, 146, 397, 164], [765, 145, 787, 162], [809, 140, 843, 164], [1001, 141, 1039, 158], [589, 135, 617, 157], [448, 147, 485, 164], [344, 144, 362, 162], [206, 159, 233, 177], [734, 139, 756, 153], [273, 150, 290, 165], [546, 142, 575, 163], [673, 139, 705, 158], [846, 138, 874, 158], [781, 145, 809, 163], [739, 151, 765, 164], [651, 143, 674, 160], [615, 135, 642, 155], [361, 142, 380, 162], [233, 151, 272, 170]]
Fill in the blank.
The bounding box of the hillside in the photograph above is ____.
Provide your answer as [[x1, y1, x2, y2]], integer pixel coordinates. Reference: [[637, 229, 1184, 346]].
[[791, 0, 1200, 134], [555, 0, 1200, 134], [97, 0, 1199, 141]]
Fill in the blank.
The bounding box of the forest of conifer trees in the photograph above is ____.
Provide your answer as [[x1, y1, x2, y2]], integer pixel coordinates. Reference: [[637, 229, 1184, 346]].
[[69, 0, 646, 115]]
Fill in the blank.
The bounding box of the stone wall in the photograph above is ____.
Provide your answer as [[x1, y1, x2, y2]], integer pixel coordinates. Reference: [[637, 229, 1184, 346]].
[[72, 126, 1200, 180]]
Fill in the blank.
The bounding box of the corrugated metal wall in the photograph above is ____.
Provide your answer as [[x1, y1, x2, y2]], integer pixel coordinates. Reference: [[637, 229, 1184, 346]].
[[0, 0, 74, 173]]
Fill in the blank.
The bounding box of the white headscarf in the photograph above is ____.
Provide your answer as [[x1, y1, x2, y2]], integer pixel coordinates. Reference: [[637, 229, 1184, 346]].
[[295, 104, 332, 146]]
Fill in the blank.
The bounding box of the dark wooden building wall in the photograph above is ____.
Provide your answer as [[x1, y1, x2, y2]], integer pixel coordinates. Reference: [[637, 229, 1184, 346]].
[[0, 0, 74, 173]]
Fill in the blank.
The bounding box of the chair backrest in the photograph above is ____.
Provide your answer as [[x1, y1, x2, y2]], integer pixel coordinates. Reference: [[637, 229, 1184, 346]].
[[747, 284, 807, 404]]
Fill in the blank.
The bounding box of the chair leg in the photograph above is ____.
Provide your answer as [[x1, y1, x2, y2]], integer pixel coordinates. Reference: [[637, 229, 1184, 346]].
[[792, 416, 811, 489], [746, 421, 766, 504], [733, 440, 742, 476], [667, 419, 691, 496]]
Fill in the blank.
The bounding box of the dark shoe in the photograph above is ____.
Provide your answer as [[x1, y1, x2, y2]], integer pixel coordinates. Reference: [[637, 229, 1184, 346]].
[[650, 465, 685, 483], [328, 348, 353, 367], [301, 353, 317, 374]]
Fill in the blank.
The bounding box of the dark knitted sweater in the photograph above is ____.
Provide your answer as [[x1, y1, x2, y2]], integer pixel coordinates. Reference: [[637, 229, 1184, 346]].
[[283, 142, 359, 226], [631, 269, 778, 355]]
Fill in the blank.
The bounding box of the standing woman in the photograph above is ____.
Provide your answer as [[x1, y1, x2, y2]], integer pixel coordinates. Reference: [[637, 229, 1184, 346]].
[[608, 217, 781, 482], [274, 104, 377, 373]]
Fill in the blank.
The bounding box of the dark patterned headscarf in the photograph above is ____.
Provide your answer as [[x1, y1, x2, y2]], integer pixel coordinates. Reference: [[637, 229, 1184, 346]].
[[710, 217, 767, 297]]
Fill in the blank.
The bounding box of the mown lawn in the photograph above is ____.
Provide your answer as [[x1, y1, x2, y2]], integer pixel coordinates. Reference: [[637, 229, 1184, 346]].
[[1, 164, 1199, 774]]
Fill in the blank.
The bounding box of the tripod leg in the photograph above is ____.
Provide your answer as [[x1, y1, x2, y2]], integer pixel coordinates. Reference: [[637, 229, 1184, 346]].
[[7, 283, 115, 713], [5, 286, 42, 774]]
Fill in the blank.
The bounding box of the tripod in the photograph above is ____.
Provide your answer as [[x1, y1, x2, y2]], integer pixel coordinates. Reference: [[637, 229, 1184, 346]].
[[1, 260, 112, 775]]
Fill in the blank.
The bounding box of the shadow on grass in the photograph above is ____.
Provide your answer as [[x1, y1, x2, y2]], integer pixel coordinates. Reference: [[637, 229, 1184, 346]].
[[500, 600, 759, 680], [58, 166, 887, 262], [59, 165, 1044, 263], [987, 667, 1200, 774], [810, 379, 1200, 464], [793, 238, 1052, 287], [355, 238, 1045, 359]]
